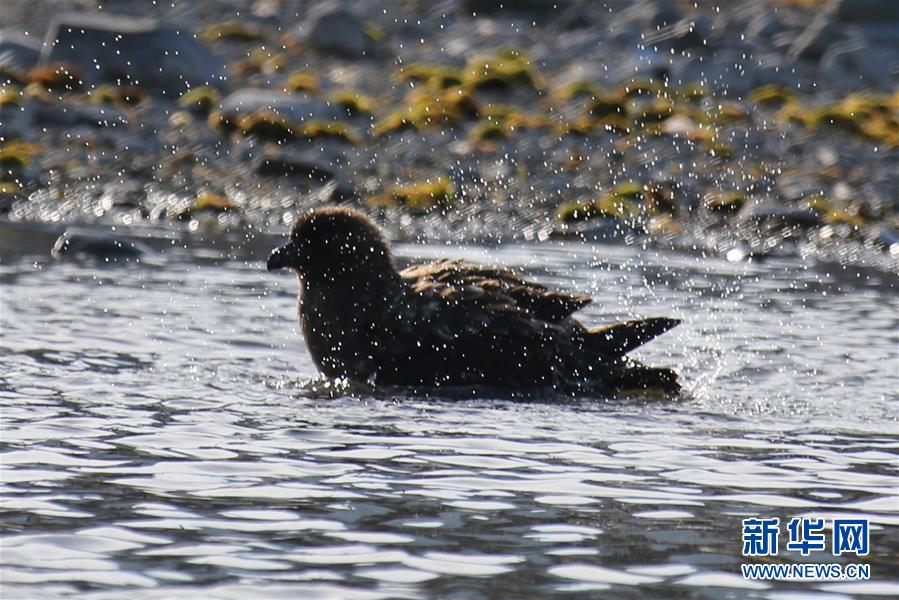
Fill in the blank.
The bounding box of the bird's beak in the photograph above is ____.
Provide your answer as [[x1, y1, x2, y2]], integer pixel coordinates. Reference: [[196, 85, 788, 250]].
[[267, 242, 299, 271]]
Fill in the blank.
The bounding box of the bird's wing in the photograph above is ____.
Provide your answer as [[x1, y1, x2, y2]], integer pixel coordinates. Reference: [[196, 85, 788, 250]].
[[387, 277, 548, 345], [399, 259, 591, 322], [376, 261, 678, 388], [377, 268, 575, 387]]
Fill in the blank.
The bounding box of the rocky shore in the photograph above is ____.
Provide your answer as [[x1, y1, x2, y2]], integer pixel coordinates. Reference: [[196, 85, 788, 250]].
[[0, 0, 897, 271]]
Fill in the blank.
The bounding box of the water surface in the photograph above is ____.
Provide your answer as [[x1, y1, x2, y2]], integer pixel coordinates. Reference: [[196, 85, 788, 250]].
[[1, 227, 897, 598]]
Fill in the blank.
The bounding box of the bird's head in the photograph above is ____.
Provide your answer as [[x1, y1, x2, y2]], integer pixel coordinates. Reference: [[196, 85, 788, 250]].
[[266, 208, 396, 284]]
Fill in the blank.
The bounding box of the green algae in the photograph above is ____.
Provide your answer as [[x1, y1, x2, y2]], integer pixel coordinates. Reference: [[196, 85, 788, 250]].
[[179, 86, 222, 115], [199, 20, 265, 42], [368, 175, 456, 212]]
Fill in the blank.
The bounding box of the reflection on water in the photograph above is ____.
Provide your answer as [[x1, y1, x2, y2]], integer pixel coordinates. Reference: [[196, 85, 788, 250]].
[[1, 229, 897, 598]]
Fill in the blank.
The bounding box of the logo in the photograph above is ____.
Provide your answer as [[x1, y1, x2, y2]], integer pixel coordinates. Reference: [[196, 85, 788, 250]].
[[742, 517, 780, 557], [786, 517, 826, 555], [741, 517, 871, 581], [832, 519, 869, 556]]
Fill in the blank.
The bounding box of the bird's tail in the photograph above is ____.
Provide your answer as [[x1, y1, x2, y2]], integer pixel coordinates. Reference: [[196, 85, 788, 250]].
[[584, 317, 681, 357], [584, 317, 682, 395]]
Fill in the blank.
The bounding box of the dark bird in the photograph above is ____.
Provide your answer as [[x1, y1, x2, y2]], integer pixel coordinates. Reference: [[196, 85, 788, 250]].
[[267, 208, 681, 395]]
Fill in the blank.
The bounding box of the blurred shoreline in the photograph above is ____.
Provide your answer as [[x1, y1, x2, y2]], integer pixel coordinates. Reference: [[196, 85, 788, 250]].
[[0, 0, 897, 272]]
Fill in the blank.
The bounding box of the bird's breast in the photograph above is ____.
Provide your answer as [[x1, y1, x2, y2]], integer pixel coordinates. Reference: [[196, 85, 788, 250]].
[[298, 288, 383, 380]]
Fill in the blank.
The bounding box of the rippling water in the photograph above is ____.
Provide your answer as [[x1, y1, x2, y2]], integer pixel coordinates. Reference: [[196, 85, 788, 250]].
[[1, 224, 897, 599]]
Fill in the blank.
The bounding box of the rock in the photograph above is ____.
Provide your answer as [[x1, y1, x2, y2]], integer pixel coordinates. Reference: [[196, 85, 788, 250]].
[[724, 244, 772, 264], [642, 16, 714, 53], [609, 1, 681, 42], [750, 54, 801, 88], [551, 218, 642, 242], [254, 149, 355, 196], [0, 30, 42, 74], [0, 100, 33, 139], [615, 0, 681, 30], [612, 47, 670, 83], [316, 178, 359, 203], [820, 39, 892, 91], [0, 190, 25, 214], [217, 89, 340, 124], [51, 229, 151, 261], [100, 181, 145, 209], [671, 54, 754, 96], [874, 226, 899, 252], [788, 12, 843, 61], [744, 13, 786, 42], [558, 4, 593, 30], [461, 0, 570, 15], [857, 23, 899, 50], [836, 0, 899, 22], [33, 100, 128, 129], [40, 12, 226, 94], [305, 4, 370, 58], [175, 191, 237, 221], [740, 202, 823, 229]]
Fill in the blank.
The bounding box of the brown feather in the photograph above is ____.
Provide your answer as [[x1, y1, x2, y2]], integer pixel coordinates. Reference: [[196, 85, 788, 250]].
[[400, 259, 591, 322]]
